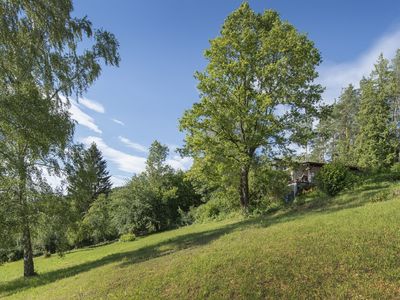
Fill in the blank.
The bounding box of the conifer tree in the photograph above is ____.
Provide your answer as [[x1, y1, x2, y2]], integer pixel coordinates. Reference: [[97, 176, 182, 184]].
[[333, 85, 360, 163], [355, 55, 397, 169], [67, 143, 112, 217]]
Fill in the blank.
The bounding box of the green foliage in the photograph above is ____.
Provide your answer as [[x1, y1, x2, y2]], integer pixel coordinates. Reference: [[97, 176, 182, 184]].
[[0, 0, 119, 276], [119, 233, 136, 242], [250, 161, 290, 212], [311, 51, 400, 169], [2, 181, 400, 299], [389, 163, 400, 180], [65, 144, 113, 247], [67, 143, 112, 217], [110, 141, 201, 235], [190, 189, 240, 222], [34, 192, 73, 256], [355, 56, 398, 169], [180, 2, 323, 209], [312, 85, 360, 163], [81, 195, 117, 245], [316, 162, 352, 196], [293, 196, 306, 206], [369, 190, 390, 203]]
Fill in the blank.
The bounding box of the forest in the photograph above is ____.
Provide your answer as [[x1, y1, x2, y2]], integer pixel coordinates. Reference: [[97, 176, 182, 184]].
[[1, 1, 400, 282]]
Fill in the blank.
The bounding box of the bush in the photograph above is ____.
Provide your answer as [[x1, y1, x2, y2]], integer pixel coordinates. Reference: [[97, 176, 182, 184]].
[[316, 162, 352, 196], [191, 189, 239, 223], [370, 190, 390, 203], [177, 207, 194, 226], [6, 248, 23, 262], [293, 197, 305, 206], [389, 163, 400, 180], [119, 233, 136, 242]]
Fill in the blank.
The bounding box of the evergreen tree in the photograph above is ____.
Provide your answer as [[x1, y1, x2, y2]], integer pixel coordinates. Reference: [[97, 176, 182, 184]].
[[355, 55, 397, 169], [391, 50, 400, 160], [333, 85, 360, 163], [67, 143, 112, 217]]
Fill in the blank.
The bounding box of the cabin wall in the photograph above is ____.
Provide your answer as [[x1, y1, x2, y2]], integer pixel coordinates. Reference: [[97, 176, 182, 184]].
[[291, 165, 323, 183]]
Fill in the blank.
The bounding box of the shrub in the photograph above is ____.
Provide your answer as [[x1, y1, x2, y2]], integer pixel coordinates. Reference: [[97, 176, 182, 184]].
[[119, 233, 136, 242], [370, 190, 390, 203], [177, 207, 194, 226], [389, 163, 400, 180], [316, 162, 352, 196], [6, 248, 23, 262], [191, 189, 239, 223], [293, 197, 305, 206]]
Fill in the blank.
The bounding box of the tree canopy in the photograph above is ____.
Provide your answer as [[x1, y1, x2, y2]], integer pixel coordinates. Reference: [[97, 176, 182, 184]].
[[0, 0, 119, 277], [180, 3, 323, 209]]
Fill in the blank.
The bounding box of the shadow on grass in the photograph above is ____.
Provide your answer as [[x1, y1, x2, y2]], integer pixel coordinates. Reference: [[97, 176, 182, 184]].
[[1, 181, 398, 297], [253, 182, 399, 230], [0, 219, 256, 297]]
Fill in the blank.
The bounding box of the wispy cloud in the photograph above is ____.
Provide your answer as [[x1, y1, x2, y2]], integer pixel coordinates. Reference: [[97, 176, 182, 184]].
[[118, 136, 148, 153], [110, 175, 129, 187], [81, 136, 146, 173], [68, 100, 102, 134], [112, 118, 125, 126], [319, 26, 400, 103], [79, 97, 105, 113], [167, 155, 193, 171]]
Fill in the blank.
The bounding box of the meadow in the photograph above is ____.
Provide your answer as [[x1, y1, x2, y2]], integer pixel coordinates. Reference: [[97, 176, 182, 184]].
[[1, 180, 400, 299]]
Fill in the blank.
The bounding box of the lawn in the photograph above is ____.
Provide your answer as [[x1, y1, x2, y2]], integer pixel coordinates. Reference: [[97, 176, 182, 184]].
[[1, 181, 400, 299]]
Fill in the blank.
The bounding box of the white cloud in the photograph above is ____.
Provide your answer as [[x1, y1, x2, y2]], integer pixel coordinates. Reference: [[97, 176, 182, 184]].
[[110, 175, 129, 187], [319, 26, 400, 103], [81, 136, 146, 173], [112, 118, 125, 126], [69, 101, 102, 134], [167, 144, 179, 152], [118, 136, 148, 153], [167, 155, 193, 171], [79, 97, 105, 113]]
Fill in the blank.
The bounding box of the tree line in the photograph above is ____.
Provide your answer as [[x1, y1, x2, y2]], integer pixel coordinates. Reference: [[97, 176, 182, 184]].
[[311, 51, 400, 169], [0, 1, 324, 276], [3, 1, 398, 279]]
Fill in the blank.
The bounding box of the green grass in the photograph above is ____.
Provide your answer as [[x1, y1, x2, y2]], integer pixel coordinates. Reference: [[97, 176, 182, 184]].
[[2, 180, 400, 299]]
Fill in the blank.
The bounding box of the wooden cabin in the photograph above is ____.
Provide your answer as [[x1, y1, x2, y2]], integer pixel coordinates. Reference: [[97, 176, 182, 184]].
[[287, 161, 324, 200], [286, 161, 360, 200], [290, 161, 324, 184]]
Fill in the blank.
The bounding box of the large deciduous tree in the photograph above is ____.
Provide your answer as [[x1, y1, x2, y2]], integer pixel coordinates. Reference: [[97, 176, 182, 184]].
[[0, 0, 119, 276], [179, 3, 323, 209]]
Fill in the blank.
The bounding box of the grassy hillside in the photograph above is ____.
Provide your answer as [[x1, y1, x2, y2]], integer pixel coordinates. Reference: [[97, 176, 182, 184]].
[[1, 180, 400, 299]]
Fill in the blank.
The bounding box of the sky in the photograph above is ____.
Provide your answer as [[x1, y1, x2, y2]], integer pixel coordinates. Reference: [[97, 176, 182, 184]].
[[66, 0, 400, 187]]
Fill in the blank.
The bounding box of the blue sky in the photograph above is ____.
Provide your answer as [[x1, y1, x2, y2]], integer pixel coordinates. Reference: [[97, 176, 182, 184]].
[[68, 1, 400, 186]]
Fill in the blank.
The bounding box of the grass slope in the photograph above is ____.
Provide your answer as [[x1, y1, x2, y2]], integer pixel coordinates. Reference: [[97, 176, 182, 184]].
[[1, 181, 400, 299]]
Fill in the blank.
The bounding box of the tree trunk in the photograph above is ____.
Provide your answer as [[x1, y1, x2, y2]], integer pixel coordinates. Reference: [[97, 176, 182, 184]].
[[22, 224, 36, 277], [239, 166, 250, 210], [18, 154, 36, 277]]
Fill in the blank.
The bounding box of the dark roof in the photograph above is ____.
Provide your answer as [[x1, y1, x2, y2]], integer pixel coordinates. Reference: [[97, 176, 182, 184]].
[[301, 161, 325, 167], [297, 161, 361, 171]]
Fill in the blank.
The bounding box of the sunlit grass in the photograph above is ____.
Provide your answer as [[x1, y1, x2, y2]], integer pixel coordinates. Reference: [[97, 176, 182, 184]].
[[1, 181, 400, 299]]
